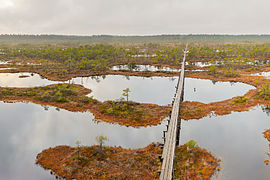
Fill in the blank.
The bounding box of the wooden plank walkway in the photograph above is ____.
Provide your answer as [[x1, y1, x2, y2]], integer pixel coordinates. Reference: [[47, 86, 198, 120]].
[[160, 44, 188, 180]]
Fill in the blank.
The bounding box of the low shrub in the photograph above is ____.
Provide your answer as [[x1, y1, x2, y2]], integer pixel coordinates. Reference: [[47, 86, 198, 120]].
[[233, 96, 248, 103]]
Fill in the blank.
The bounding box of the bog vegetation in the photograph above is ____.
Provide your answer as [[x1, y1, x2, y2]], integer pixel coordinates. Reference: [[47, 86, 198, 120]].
[[1, 42, 270, 68], [0, 38, 270, 81], [35, 140, 219, 180], [0, 84, 170, 127], [0, 35, 270, 179]]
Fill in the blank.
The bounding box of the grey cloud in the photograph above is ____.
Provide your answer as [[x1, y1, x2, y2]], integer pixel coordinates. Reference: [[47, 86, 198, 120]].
[[0, 0, 269, 35]]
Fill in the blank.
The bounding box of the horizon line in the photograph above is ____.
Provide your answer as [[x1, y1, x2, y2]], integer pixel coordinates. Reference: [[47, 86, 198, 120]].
[[1, 33, 270, 37]]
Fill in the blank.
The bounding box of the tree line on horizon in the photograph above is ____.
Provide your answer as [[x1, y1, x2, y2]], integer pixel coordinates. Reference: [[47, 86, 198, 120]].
[[1, 34, 270, 44]]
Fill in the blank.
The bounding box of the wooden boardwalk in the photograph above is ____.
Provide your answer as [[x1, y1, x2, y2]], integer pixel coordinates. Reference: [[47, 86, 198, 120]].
[[160, 45, 188, 180]]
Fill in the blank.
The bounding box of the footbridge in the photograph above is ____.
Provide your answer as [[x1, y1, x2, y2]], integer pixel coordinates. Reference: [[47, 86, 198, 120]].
[[159, 44, 188, 180]]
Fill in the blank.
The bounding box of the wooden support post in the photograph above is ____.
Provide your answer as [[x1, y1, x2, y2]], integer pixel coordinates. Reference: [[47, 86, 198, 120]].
[[158, 155, 163, 162], [163, 130, 166, 138]]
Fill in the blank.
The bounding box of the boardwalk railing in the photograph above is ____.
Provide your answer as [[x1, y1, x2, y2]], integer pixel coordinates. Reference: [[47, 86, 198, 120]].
[[160, 44, 188, 180]]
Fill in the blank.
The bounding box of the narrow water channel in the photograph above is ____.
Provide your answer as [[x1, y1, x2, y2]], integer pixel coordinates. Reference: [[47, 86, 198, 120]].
[[0, 60, 9, 65], [254, 71, 270, 79], [110, 64, 180, 72]]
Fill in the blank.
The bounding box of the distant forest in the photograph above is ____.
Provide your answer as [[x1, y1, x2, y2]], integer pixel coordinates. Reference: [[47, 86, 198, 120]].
[[1, 34, 270, 45]]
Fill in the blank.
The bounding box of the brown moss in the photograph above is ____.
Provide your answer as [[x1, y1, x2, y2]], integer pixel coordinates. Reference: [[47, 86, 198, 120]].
[[263, 129, 270, 165], [181, 92, 270, 120], [36, 143, 220, 180], [36, 143, 162, 180], [181, 71, 270, 120], [0, 61, 181, 81], [2, 61, 270, 123], [174, 144, 220, 179], [264, 129, 270, 142], [93, 101, 170, 127], [2, 57, 270, 81], [0, 84, 169, 127]]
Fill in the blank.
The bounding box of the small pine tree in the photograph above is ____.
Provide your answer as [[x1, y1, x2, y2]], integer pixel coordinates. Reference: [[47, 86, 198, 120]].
[[96, 136, 108, 153], [75, 140, 81, 159], [208, 65, 217, 75], [122, 88, 131, 102]]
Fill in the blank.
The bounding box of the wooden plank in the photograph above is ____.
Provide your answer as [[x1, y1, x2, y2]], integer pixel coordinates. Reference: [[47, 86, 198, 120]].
[[160, 44, 188, 180]]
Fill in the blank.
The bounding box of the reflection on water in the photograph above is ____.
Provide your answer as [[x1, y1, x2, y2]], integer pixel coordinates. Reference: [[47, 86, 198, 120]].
[[187, 60, 270, 68], [186, 61, 224, 67], [110, 64, 180, 72], [181, 106, 270, 180], [111, 60, 270, 72], [262, 105, 270, 116], [255, 60, 270, 65], [185, 69, 205, 72], [0, 73, 255, 105], [0, 73, 60, 87], [184, 78, 255, 103], [253, 71, 270, 79], [71, 75, 179, 105], [0, 71, 267, 179], [0, 101, 166, 180], [0, 68, 14, 70], [0, 60, 9, 65]]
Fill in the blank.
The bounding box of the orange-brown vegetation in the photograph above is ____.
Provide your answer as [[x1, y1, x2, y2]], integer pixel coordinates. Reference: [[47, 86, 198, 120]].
[[181, 71, 270, 120], [94, 101, 170, 127], [36, 143, 162, 180], [36, 142, 220, 180], [185, 70, 269, 88], [1, 65, 269, 123], [181, 90, 270, 120], [0, 84, 170, 127], [0, 66, 180, 81], [0, 59, 182, 81], [174, 140, 220, 179], [263, 129, 270, 165], [1, 58, 269, 81], [1, 60, 270, 122], [264, 129, 270, 142]]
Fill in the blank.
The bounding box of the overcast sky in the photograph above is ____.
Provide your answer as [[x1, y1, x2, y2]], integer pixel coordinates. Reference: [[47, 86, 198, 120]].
[[0, 0, 269, 35]]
